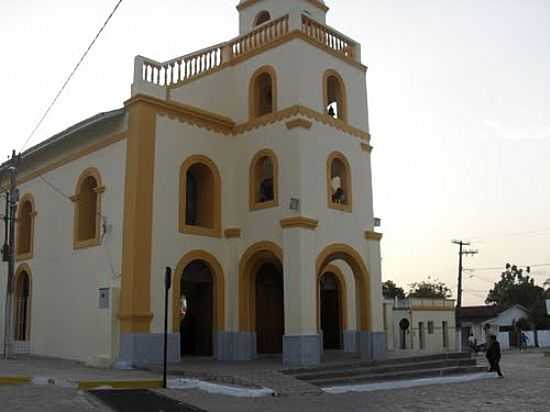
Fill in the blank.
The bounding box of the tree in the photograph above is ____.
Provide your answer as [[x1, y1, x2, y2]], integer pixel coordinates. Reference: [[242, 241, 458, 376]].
[[408, 277, 452, 299], [485, 264, 550, 343], [383, 280, 405, 299]]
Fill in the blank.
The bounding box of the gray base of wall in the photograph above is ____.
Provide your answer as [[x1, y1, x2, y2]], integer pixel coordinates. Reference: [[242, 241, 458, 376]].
[[359, 331, 386, 361], [215, 332, 257, 361], [116, 333, 180, 369], [283, 334, 321, 367], [343, 330, 359, 353]]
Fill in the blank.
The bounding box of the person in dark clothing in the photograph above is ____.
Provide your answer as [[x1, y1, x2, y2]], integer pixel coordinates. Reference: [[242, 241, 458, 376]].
[[486, 335, 503, 377]]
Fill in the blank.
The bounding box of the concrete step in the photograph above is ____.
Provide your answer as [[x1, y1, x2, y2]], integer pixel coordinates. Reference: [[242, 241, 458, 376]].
[[282, 352, 472, 376], [308, 365, 488, 387], [293, 358, 478, 382]]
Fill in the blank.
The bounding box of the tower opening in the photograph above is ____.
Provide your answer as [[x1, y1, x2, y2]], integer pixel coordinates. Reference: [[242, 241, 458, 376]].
[[185, 163, 215, 228], [254, 11, 271, 27]]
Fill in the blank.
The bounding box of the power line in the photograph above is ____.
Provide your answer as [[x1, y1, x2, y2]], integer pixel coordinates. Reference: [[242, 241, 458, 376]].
[[20, 0, 125, 152], [463, 228, 550, 243]]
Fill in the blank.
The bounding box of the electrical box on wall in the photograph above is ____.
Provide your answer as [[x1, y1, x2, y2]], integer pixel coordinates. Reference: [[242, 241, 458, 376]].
[[99, 288, 110, 309]]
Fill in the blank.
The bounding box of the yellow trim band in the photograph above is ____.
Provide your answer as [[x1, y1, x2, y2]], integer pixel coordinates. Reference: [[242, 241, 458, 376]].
[[280, 216, 319, 230]]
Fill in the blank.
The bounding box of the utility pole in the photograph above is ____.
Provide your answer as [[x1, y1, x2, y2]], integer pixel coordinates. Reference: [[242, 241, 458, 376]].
[[452, 240, 478, 352], [3, 150, 20, 359]]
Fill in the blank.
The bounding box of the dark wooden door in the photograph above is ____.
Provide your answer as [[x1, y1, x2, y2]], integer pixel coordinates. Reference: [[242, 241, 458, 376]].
[[321, 289, 341, 349], [256, 263, 284, 354]]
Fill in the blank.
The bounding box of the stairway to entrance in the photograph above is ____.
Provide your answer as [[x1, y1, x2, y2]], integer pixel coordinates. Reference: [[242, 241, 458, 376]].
[[282, 352, 486, 388]]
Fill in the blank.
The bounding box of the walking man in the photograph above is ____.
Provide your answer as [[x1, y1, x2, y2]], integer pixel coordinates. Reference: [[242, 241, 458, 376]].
[[486, 335, 503, 377]]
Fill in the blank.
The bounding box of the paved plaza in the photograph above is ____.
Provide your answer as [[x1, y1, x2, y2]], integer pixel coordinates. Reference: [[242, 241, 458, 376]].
[[0, 352, 549, 411]]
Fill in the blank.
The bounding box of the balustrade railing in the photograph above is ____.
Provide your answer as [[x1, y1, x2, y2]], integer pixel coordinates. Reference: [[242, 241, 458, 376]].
[[301, 15, 355, 59], [134, 13, 358, 91]]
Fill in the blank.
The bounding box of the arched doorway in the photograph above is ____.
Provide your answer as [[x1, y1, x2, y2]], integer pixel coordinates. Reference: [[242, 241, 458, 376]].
[[179, 261, 213, 356], [238, 241, 284, 356], [255, 262, 284, 354], [320, 272, 342, 350], [14, 266, 31, 342]]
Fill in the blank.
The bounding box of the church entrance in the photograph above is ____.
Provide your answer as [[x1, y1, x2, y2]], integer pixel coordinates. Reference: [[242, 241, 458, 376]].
[[320, 272, 342, 350], [180, 261, 213, 357], [255, 262, 284, 354]]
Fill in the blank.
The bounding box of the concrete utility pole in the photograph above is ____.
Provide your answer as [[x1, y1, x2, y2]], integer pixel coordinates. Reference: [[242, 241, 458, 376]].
[[452, 240, 478, 352], [3, 151, 19, 359]]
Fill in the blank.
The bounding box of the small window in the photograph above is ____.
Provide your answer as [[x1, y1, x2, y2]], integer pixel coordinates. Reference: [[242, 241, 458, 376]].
[[323, 70, 347, 122], [180, 155, 221, 237], [250, 66, 277, 119], [250, 149, 279, 210], [254, 11, 271, 27], [327, 152, 352, 212], [428, 321, 434, 334], [16, 195, 36, 259], [73, 168, 104, 249]]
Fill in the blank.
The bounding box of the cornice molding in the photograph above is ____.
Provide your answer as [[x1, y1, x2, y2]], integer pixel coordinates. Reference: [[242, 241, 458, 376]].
[[280, 216, 319, 230], [365, 230, 383, 241], [237, 0, 329, 13], [286, 118, 313, 130]]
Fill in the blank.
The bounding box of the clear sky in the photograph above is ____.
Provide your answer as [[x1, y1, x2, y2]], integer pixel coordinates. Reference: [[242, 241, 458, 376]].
[[1, 0, 549, 305]]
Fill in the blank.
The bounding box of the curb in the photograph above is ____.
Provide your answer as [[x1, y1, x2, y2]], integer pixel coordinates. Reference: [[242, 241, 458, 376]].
[[0, 376, 32, 385], [78, 379, 163, 390]]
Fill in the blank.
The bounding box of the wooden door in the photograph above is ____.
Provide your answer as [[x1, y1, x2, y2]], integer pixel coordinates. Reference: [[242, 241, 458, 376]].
[[321, 289, 341, 349], [256, 263, 284, 354]]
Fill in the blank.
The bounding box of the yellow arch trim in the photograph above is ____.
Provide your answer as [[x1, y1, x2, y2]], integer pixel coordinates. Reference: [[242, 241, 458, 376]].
[[317, 264, 348, 332], [72, 167, 105, 250], [326, 151, 353, 213], [14, 263, 32, 341], [249, 65, 278, 120], [238, 241, 283, 331], [323, 69, 348, 123], [172, 250, 226, 333], [179, 155, 222, 238], [249, 148, 279, 211], [15, 193, 37, 261], [316, 243, 371, 331]]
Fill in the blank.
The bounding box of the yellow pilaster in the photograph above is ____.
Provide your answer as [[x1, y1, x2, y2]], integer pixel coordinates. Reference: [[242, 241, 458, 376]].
[[119, 97, 157, 333]]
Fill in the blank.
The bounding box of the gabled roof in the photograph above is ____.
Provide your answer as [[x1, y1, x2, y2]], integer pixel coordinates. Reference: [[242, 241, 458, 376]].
[[458, 304, 529, 323]]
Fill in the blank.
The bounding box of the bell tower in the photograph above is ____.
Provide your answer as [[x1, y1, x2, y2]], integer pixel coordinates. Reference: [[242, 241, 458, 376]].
[[237, 0, 329, 35]]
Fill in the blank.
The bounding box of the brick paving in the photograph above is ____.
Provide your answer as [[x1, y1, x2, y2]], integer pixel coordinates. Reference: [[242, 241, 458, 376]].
[[160, 353, 550, 412], [1, 352, 549, 411]]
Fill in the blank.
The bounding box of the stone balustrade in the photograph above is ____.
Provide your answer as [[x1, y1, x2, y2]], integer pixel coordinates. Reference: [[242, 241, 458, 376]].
[[132, 12, 361, 94]]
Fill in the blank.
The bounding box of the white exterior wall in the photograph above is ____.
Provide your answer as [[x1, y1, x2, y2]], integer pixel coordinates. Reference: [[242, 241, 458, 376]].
[[0, 139, 127, 364], [150, 110, 379, 335], [495, 306, 529, 327], [170, 39, 369, 131]]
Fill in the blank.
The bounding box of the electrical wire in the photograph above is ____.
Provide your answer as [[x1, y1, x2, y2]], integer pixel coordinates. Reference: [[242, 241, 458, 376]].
[[20, 0, 125, 152]]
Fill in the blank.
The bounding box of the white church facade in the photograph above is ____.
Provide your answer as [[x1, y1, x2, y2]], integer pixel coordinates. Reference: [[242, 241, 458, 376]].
[[0, 0, 384, 367]]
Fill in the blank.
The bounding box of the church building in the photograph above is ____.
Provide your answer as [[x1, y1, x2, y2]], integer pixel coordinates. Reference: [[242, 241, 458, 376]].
[[0, 0, 384, 367]]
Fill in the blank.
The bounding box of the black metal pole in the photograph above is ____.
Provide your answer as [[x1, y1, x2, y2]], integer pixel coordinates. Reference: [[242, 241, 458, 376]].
[[163, 267, 172, 389]]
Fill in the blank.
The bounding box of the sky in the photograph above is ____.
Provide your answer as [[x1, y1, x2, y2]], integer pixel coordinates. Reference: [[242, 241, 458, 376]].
[[1, 0, 549, 305]]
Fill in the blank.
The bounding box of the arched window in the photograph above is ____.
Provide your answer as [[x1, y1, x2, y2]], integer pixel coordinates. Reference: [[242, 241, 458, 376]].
[[327, 152, 352, 212], [180, 155, 221, 237], [14, 266, 31, 342], [254, 11, 271, 26], [249, 66, 277, 120], [323, 70, 347, 122], [16, 194, 36, 260], [249, 149, 279, 210], [72, 168, 105, 249]]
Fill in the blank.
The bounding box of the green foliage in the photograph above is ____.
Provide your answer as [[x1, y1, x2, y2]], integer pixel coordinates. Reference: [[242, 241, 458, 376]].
[[383, 280, 405, 299], [408, 277, 452, 299], [486, 264, 550, 329]]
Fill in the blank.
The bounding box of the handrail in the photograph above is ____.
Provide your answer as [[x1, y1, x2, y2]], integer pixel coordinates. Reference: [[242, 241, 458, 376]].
[[134, 13, 359, 90]]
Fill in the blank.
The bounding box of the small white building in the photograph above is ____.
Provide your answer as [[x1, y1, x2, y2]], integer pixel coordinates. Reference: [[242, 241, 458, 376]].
[[383, 298, 456, 353], [458, 305, 530, 349]]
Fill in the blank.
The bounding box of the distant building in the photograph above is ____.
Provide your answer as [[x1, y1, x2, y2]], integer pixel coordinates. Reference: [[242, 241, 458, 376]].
[[383, 297, 456, 353], [458, 304, 530, 349]]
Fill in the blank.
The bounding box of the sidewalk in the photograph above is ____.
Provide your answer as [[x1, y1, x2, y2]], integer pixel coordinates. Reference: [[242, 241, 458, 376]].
[[0, 355, 162, 389]]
